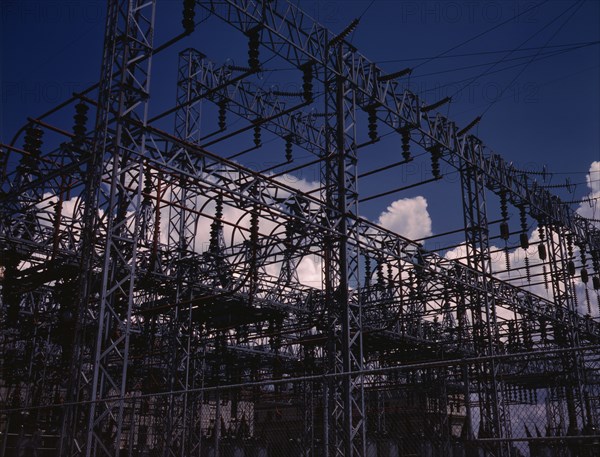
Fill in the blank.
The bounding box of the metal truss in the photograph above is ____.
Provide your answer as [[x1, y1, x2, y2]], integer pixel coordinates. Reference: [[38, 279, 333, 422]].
[[182, 52, 600, 347], [83, 1, 156, 456], [319, 42, 365, 456], [1, 1, 600, 457], [196, 0, 600, 253], [460, 160, 509, 455]]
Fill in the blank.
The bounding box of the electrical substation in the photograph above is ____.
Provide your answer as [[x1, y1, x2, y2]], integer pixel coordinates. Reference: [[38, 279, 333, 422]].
[[1, 1, 599, 456]]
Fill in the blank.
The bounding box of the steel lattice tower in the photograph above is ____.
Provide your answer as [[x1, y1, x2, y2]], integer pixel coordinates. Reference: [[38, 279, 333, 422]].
[[1, 1, 600, 457]]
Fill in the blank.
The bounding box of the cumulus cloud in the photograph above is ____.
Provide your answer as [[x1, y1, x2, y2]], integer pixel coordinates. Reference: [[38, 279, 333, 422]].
[[577, 161, 600, 224], [296, 256, 323, 288], [444, 243, 467, 263], [276, 174, 320, 195], [155, 171, 323, 288], [443, 224, 599, 317], [376, 196, 433, 241], [585, 161, 600, 194], [489, 229, 554, 301]]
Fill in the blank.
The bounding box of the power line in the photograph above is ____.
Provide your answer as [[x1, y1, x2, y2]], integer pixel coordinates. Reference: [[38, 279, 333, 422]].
[[450, 0, 585, 104], [377, 40, 600, 64], [481, 0, 586, 117], [416, 54, 597, 97], [410, 41, 599, 80], [412, 0, 548, 70], [359, 0, 376, 19]]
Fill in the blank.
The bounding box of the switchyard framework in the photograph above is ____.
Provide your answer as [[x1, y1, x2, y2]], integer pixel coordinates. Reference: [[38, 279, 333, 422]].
[[1, 1, 599, 456]]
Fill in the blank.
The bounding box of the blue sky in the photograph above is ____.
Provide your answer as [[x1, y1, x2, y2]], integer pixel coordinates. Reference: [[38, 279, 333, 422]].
[[1, 0, 599, 247]]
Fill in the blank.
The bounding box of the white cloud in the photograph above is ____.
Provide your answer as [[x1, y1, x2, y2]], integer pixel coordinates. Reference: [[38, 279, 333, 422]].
[[444, 243, 466, 263], [577, 161, 600, 224], [441, 163, 600, 317], [489, 229, 554, 301], [156, 171, 323, 288], [275, 174, 320, 195], [296, 256, 323, 288], [585, 161, 600, 194], [443, 231, 556, 321], [376, 196, 432, 241]]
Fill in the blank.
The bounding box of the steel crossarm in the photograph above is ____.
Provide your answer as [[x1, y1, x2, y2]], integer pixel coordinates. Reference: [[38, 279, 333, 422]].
[[197, 0, 600, 254]]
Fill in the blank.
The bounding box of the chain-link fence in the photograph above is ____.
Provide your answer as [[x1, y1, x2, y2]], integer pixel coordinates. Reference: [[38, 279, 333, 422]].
[[2, 347, 599, 456]]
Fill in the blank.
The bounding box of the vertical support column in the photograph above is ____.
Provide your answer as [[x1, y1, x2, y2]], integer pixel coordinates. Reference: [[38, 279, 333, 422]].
[[459, 138, 508, 456], [545, 225, 587, 438], [322, 42, 365, 457], [175, 48, 205, 145], [545, 386, 566, 436], [159, 47, 207, 457], [83, 1, 156, 456]]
